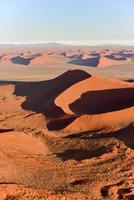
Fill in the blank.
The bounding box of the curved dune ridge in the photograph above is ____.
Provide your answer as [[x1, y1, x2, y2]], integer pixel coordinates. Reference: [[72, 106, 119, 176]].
[[55, 72, 134, 133], [1, 69, 134, 199]]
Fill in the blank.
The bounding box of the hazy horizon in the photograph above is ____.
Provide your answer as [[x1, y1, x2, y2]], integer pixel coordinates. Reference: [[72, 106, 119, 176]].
[[0, 41, 134, 47]]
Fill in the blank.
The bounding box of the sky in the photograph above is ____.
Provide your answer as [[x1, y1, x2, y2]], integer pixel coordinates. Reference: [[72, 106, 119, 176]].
[[0, 0, 134, 45]]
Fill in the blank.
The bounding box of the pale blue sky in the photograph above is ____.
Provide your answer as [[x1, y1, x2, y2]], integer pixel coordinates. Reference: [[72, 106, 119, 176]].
[[0, 0, 134, 45]]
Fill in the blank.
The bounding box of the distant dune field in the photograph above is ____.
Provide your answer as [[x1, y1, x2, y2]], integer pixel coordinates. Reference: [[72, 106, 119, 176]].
[[0, 46, 134, 82]]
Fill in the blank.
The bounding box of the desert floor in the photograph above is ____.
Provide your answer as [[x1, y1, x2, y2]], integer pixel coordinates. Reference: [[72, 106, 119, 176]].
[[0, 62, 134, 82]]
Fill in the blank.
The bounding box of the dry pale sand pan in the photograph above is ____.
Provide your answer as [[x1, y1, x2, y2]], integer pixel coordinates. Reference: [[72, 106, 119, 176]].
[[0, 69, 134, 199]]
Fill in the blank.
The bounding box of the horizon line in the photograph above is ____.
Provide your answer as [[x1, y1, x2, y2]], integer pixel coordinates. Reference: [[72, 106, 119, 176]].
[[0, 41, 134, 47]]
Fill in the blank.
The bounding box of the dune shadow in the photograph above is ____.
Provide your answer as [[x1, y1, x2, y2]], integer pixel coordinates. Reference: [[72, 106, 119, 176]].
[[0, 129, 14, 133], [0, 81, 17, 85], [69, 88, 134, 115], [11, 56, 33, 65], [125, 79, 134, 83], [105, 54, 127, 61], [89, 53, 100, 57], [90, 125, 134, 151], [56, 147, 107, 161], [68, 57, 100, 67], [13, 70, 91, 129], [11, 54, 41, 65], [65, 125, 134, 150], [115, 51, 134, 58], [112, 125, 134, 150], [47, 115, 78, 130]]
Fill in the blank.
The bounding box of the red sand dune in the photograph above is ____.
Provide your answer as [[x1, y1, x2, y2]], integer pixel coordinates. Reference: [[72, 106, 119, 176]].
[[98, 55, 128, 67], [1, 69, 134, 199], [30, 53, 66, 65], [55, 74, 134, 133]]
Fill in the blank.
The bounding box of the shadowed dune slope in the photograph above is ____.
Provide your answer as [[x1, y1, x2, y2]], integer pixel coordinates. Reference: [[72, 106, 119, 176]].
[[11, 56, 33, 65], [11, 54, 42, 65], [69, 88, 134, 114], [54, 74, 134, 133], [11, 69, 134, 133], [68, 56, 100, 67], [14, 70, 90, 119], [55, 75, 134, 114]]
